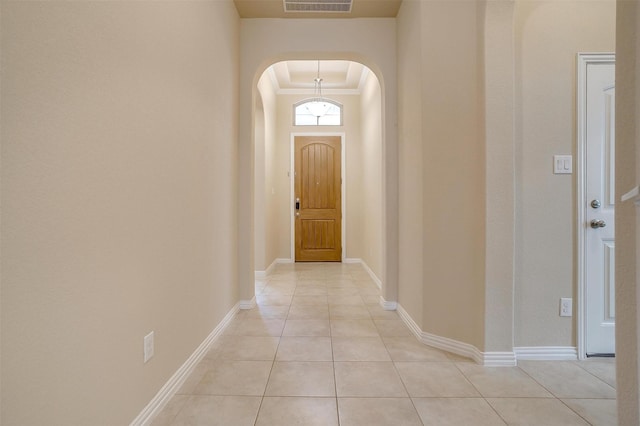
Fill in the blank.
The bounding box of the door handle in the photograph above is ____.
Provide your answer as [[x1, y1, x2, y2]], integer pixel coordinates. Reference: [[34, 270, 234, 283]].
[[590, 219, 606, 229], [295, 197, 300, 210]]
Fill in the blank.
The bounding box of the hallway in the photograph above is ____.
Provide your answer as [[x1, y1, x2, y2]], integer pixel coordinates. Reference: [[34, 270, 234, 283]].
[[152, 263, 617, 425]]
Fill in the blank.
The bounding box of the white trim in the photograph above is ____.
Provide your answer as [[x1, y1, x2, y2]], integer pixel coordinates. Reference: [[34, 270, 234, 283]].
[[346, 258, 393, 309], [396, 304, 423, 338], [480, 352, 518, 367], [359, 260, 382, 289], [239, 296, 256, 310], [514, 346, 578, 361], [379, 297, 397, 311], [290, 133, 346, 262], [622, 186, 640, 205], [356, 67, 371, 93], [130, 303, 239, 426], [576, 52, 616, 361], [279, 88, 362, 96], [397, 304, 517, 367], [254, 258, 293, 279], [267, 67, 280, 92]]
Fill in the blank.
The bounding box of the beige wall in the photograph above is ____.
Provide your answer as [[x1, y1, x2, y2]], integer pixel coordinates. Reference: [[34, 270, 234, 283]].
[[255, 88, 267, 270], [396, 0, 616, 353], [1, 1, 240, 424], [264, 81, 280, 271], [419, 0, 486, 349], [615, 0, 640, 423], [513, 0, 616, 347], [255, 74, 279, 271], [483, 0, 516, 353], [396, 0, 486, 349], [358, 71, 384, 278], [396, 0, 424, 328]]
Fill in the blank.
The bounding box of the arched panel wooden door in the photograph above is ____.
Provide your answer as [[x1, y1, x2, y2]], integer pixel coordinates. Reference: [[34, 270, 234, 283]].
[[294, 136, 342, 262]]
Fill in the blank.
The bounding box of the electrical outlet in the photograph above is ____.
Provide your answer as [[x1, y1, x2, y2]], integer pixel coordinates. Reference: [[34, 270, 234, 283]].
[[144, 331, 154, 363], [560, 298, 573, 317]]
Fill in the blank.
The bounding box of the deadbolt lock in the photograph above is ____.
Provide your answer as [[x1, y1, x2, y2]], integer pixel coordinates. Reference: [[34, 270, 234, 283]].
[[590, 199, 601, 209]]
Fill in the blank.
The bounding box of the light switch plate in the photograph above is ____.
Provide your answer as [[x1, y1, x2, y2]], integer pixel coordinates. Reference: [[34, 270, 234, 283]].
[[554, 155, 573, 174], [560, 298, 573, 317]]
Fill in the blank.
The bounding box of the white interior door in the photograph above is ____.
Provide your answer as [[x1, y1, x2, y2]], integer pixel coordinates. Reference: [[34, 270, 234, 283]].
[[585, 59, 616, 355]]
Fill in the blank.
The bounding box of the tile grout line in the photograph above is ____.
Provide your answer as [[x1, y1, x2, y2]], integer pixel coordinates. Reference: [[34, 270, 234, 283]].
[[154, 263, 616, 425], [328, 275, 342, 426], [389, 359, 427, 425], [510, 363, 599, 423], [556, 397, 597, 425], [252, 273, 288, 426], [450, 360, 509, 425], [572, 359, 617, 390]]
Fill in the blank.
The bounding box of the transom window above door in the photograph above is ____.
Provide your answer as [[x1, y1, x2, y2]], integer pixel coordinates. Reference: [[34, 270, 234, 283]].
[[294, 99, 343, 126]]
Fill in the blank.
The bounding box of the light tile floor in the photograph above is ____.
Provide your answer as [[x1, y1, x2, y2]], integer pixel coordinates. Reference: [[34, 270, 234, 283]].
[[152, 262, 617, 426]]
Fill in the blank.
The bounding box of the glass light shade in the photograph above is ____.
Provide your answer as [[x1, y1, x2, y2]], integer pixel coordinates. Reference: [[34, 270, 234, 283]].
[[306, 100, 331, 117]]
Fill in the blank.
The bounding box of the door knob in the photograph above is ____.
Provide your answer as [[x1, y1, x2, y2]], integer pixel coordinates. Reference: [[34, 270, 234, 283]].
[[590, 219, 606, 229], [591, 199, 601, 209]]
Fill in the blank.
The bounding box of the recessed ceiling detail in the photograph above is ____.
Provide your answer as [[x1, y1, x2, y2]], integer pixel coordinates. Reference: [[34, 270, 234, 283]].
[[267, 60, 370, 95], [283, 0, 352, 13]]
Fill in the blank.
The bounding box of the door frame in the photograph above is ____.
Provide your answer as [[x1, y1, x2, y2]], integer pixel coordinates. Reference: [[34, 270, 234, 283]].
[[290, 132, 346, 262], [576, 52, 615, 360]]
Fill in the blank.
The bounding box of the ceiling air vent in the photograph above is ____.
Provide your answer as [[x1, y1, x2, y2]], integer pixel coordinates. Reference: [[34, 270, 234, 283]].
[[283, 0, 353, 13]]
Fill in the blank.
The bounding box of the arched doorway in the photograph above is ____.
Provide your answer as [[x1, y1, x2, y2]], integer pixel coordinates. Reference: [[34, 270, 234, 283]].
[[238, 53, 398, 309], [254, 60, 383, 278]]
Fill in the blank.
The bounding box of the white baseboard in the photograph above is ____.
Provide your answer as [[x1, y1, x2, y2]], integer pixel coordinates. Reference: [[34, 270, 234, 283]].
[[239, 296, 256, 310], [397, 304, 516, 367], [481, 351, 518, 367], [514, 346, 578, 361], [255, 258, 293, 279], [130, 302, 239, 426], [345, 258, 394, 309], [343, 258, 382, 289], [396, 304, 423, 338], [379, 296, 397, 311]]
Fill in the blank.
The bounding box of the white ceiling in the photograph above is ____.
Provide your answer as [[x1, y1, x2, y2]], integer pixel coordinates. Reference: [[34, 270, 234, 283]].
[[267, 60, 370, 94], [234, 0, 402, 18]]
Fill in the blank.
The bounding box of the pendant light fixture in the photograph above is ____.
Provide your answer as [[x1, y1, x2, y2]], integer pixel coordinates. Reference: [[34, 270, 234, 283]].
[[306, 60, 331, 118]]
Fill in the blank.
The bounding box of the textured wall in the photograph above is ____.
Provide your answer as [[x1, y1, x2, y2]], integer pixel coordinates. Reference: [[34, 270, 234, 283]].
[[514, 0, 616, 347], [615, 0, 640, 423], [359, 71, 384, 278], [1, 2, 240, 423], [396, 0, 425, 328]]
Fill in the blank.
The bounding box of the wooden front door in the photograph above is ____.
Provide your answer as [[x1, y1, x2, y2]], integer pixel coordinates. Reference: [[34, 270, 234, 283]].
[[294, 136, 342, 262]]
